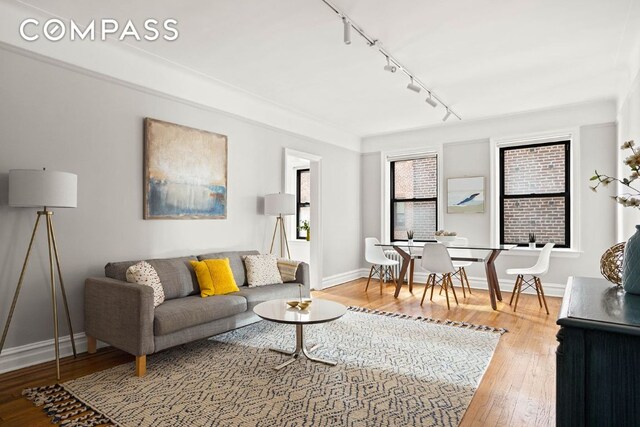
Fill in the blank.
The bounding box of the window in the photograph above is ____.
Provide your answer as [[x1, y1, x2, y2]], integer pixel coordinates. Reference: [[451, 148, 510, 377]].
[[500, 141, 570, 247], [390, 156, 438, 241], [296, 168, 310, 239]]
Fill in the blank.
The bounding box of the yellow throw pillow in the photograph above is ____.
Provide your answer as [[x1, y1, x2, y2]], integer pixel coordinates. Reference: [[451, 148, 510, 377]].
[[204, 259, 239, 295], [190, 260, 215, 297], [190, 258, 239, 297]]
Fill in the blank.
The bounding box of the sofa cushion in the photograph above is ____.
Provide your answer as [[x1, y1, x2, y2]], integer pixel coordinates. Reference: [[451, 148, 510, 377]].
[[235, 283, 302, 310], [154, 295, 247, 336], [105, 257, 198, 300], [197, 250, 259, 286]]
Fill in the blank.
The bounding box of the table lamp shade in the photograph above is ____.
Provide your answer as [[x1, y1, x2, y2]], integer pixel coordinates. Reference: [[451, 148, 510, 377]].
[[264, 193, 295, 216], [9, 169, 77, 208]]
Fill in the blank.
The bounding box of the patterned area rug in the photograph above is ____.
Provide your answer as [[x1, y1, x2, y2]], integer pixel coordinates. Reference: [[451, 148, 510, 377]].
[[24, 307, 505, 427]]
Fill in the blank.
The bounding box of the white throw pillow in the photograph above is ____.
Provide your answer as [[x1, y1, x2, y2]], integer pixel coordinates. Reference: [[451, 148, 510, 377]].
[[126, 261, 165, 307], [243, 255, 283, 287]]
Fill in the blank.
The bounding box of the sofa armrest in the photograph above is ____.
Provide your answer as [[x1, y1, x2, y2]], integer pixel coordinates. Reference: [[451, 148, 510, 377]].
[[84, 277, 155, 356], [294, 262, 311, 298]]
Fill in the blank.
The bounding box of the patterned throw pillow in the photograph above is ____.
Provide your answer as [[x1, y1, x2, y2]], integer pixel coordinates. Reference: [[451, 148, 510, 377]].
[[277, 259, 300, 282], [243, 255, 283, 287], [126, 261, 165, 307]]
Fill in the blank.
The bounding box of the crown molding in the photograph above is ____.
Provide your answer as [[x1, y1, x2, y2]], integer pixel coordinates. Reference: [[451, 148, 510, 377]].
[[0, 1, 361, 152]]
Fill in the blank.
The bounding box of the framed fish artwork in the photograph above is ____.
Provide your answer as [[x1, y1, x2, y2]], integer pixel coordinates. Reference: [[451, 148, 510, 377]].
[[447, 177, 485, 213]]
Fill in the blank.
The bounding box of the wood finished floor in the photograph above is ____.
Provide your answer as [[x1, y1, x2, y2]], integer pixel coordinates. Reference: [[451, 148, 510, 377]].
[[0, 279, 560, 426]]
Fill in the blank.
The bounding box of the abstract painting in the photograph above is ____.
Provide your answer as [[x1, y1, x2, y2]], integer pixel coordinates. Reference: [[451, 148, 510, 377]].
[[144, 118, 227, 219], [447, 177, 484, 213]]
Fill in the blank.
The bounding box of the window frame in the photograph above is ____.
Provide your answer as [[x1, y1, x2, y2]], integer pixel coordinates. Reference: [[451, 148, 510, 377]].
[[499, 140, 571, 248], [296, 168, 310, 240], [390, 156, 439, 242]]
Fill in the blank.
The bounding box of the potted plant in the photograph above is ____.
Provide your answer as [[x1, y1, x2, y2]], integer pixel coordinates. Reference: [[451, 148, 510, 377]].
[[407, 230, 414, 245], [590, 139, 640, 293], [528, 233, 536, 249], [298, 220, 310, 241]]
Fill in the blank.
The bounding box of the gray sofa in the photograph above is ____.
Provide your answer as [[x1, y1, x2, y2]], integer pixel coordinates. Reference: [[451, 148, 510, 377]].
[[84, 250, 310, 376]]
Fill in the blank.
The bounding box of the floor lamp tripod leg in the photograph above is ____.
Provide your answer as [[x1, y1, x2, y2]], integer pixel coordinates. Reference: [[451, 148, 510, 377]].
[[269, 216, 279, 255], [45, 212, 61, 380], [48, 215, 76, 358], [282, 218, 291, 259], [0, 213, 42, 356]]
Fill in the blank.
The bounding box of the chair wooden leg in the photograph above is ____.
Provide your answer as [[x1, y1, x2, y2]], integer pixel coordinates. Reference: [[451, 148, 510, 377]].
[[457, 268, 466, 298], [379, 266, 384, 294], [509, 275, 521, 306], [463, 267, 472, 294], [365, 266, 374, 292], [135, 355, 146, 377], [448, 274, 459, 305], [535, 277, 550, 315], [421, 274, 432, 305], [534, 277, 543, 307], [443, 274, 451, 310], [430, 274, 436, 302], [513, 276, 523, 312], [87, 335, 97, 354]]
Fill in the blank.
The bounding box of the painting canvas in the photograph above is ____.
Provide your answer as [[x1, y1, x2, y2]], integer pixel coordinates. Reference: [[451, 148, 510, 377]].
[[447, 177, 484, 213], [144, 118, 227, 219]]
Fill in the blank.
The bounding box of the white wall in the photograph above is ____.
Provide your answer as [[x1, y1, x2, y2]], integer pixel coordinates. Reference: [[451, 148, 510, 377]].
[[361, 100, 618, 290], [617, 65, 640, 241], [0, 46, 361, 353]]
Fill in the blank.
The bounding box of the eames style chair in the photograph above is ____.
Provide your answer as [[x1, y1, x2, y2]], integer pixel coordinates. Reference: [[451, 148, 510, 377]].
[[506, 242, 554, 314], [420, 243, 459, 310], [364, 237, 399, 293]]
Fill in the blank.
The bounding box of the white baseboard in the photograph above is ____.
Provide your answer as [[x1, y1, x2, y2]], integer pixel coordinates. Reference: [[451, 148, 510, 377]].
[[319, 269, 369, 290], [0, 332, 105, 374]]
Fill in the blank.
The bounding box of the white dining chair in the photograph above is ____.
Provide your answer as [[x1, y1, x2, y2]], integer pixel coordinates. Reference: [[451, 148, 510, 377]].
[[420, 243, 459, 310], [506, 242, 554, 314], [447, 237, 473, 298], [364, 237, 399, 294]]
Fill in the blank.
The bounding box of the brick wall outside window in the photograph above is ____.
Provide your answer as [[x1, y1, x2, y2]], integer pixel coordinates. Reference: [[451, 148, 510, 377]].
[[392, 157, 437, 240], [501, 141, 569, 246]]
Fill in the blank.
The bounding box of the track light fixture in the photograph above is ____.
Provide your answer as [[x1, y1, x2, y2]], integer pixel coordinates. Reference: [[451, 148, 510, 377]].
[[384, 57, 396, 73], [321, 0, 461, 121], [342, 17, 351, 45], [407, 77, 421, 93], [426, 92, 437, 108]]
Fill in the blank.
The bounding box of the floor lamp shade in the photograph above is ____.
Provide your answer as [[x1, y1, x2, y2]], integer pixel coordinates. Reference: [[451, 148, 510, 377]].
[[264, 193, 295, 216], [9, 169, 77, 208]]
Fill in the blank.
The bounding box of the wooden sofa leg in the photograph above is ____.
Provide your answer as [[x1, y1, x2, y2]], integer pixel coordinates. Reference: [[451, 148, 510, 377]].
[[136, 355, 147, 377], [87, 335, 97, 354]]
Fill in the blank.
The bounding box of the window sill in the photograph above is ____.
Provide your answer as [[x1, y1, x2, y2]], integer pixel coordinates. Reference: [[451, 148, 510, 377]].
[[502, 247, 583, 258]]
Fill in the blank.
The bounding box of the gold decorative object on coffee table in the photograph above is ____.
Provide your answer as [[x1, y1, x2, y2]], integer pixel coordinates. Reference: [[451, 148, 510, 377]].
[[600, 242, 625, 286]]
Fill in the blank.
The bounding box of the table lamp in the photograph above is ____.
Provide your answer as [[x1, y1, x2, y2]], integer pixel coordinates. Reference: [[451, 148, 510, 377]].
[[0, 169, 78, 380], [264, 193, 295, 258]]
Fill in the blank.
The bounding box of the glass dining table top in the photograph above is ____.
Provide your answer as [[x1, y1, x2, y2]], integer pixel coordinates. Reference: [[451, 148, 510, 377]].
[[376, 241, 517, 251]]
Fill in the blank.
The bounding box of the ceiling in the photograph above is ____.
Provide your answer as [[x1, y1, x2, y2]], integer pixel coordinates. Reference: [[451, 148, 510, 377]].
[[17, 0, 640, 137]]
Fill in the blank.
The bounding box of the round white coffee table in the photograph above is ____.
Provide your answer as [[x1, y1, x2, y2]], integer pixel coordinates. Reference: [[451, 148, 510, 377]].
[[253, 298, 347, 370]]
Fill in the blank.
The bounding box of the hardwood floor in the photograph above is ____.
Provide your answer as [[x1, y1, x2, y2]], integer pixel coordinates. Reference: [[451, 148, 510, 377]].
[[0, 279, 560, 426]]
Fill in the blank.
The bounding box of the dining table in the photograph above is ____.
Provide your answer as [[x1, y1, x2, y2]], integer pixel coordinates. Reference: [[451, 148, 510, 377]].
[[376, 241, 517, 310]]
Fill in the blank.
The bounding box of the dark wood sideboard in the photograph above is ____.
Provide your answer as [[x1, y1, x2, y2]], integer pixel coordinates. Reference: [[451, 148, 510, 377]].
[[556, 276, 640, 426]]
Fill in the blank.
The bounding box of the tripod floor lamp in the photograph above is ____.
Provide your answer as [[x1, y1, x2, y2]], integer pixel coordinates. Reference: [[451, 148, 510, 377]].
[[265, 193, 295, 259], [0, 169, 78, 380]]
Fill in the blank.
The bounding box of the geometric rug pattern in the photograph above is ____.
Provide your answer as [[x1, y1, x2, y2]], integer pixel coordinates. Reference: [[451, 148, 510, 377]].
[[25, 308, 504, 427]]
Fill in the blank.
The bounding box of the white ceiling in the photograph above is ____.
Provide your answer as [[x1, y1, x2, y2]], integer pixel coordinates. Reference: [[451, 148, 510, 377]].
[[18, 0, 640, 137]]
